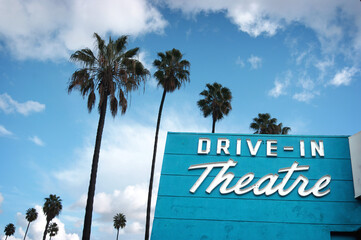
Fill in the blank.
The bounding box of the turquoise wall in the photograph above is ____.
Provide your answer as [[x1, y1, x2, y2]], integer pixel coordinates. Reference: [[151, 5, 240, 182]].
[[151, 132, 361, 240]]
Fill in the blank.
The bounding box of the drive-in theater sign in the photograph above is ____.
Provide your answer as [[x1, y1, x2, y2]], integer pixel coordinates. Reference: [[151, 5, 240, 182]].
[[151, 132, 361, 240]]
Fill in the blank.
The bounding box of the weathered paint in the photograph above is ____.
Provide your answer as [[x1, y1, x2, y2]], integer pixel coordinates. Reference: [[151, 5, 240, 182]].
[[151, 133, 361, 240]]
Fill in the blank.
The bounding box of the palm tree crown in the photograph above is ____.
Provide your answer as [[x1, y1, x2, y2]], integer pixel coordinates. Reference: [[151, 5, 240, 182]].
[[153, 48, 190, 93], [145, 48, 190, 240], [113, 213, 126, 240], [43, 195, 62, 222], [24, 208, 38, 240], [4, 223, 15, 240], [69, 33, 149, 240], [42, 194, 62, 240], [26, 208, 38, 222], [69, 33, 149, 116], [250, 113, 291, 134], [197, 82, 232, 133], [47, 222, 59, 240]]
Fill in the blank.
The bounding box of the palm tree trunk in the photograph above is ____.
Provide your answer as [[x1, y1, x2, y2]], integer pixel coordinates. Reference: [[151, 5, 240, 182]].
[[82, 96, 108, 240], [5, 236, 8, 240], [145, 89, 167, 240], [43, 220, 50, 240], [116, 229, 119, 240], [212, 117, 216, 133], [24, 222, 30, 240]]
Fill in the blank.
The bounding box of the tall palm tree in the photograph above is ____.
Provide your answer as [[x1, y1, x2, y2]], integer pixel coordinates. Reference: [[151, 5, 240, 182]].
[[24, 208, 38, 240], [47, 222, 59, 240], [113, 213, 126, 240], [42, 194, 62, 240], [4, 223, 15, 240], [197, 82, 232, 133], [250, 113, 291, 134], [145, 48, 190, 240], [69, 33, 149, 240]]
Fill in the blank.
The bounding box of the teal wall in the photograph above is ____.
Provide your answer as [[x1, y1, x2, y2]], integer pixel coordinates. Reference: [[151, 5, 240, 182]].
[[151, 133, 361, 240]]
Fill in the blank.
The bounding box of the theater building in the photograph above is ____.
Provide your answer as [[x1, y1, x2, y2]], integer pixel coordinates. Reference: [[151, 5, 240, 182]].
[[151, 132, 361, 240]]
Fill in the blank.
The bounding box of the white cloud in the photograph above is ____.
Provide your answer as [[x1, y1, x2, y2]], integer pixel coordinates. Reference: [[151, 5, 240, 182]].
[[73, 184, 150, 235], [0, 0, 167, 60], [315, 58, 334, 77], [162, 0, 361, 54], [0, 93, 45, 116], [11, 205, 79, 240], [54, 107, 206, 194], [29, 136, 45, 146], [268, 72, 291, 97], [235, 56, 245, 68], [295, 51, 308, 65], [247, 55, 262, 69], [268, 80, 288, 97], [330, 67, 359, 87], [0, 125, 12, 136], [53, 107, 207, 239], [298, 76, 315, 91], [292, 75, 319, 103], [293, 91, 319, 103], [0, 193, 3, 213]]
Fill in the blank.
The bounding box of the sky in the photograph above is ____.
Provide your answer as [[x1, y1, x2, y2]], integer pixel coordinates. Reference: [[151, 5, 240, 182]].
[[0, 0, 361, 239]]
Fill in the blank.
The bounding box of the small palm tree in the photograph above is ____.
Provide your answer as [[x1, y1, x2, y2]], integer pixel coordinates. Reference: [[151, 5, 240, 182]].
[[145, 48, 190, 240], [42, 194, 62, 240], [113, 213, 126, 240], [47, 222, 59, 240], [69, 33, 149, 240], [24, 208, 38, 240], [250, 113, 291, 134], [197, 82, 232, 133], [278, 122, 291, 135], [4, 223, 15, 240]]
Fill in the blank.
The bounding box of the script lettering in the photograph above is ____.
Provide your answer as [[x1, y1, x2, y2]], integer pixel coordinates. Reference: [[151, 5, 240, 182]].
[[188, 160, 331, 198]]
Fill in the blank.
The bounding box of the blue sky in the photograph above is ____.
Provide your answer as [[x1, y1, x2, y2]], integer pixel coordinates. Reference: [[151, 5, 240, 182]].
[[0, 0, 361, 239]]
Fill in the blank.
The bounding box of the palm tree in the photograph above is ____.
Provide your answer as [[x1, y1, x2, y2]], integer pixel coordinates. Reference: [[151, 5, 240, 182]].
[[197, 82, 232, 133], [4, 223, 15, 240], [24, 208, 38, 240], [113, 213, 126, 240], [47, 222, 59, 240], [42, 194, 62, 240], [278, 122, 291, 135], [145, 48, 190, 240], [250, 113, 291, 134], [69, 33, 149, 240]]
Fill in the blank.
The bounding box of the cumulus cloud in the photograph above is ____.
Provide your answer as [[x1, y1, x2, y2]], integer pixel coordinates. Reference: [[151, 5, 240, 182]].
[[12, 205, 79, 240], [268, 72, 292, 97], [330, 67, 359, 87], [0, 0, 167, 60], [162, 0, 361, 54], [164, 0, 361, 103], [53, 107, 207, 239], [0, 125, 12, 136], [29, 136, 45, 146], [0, 93, 45, 116], [73, 184, 151, 235], [247, 55, 262, 69]]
